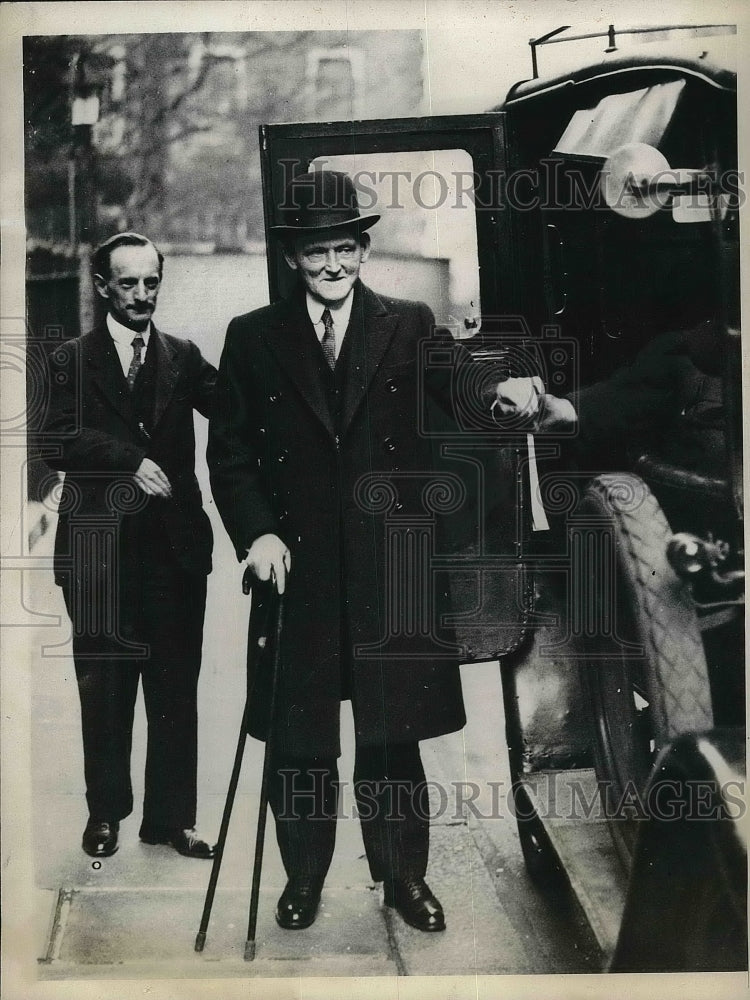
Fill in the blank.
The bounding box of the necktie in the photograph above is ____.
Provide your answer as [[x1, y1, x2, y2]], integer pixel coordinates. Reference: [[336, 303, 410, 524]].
[[320, 309, 336, 370], [127, 335, 145, 389]]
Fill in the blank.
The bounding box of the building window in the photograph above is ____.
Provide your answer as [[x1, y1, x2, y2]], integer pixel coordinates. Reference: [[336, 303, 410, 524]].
[[306, 48, 364, 120], [187, 39, 248, 113]]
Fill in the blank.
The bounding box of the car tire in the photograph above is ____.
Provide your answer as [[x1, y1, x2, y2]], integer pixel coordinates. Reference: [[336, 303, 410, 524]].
[[574, 473, 714, 867]]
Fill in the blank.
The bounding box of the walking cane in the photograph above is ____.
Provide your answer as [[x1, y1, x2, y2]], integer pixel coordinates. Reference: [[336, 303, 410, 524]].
[[245, 586, 285, 960], [194, 571, 282, 956]]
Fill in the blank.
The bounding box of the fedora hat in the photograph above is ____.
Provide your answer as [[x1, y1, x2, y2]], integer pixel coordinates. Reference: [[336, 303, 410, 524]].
[[271, 170, 380, 234]]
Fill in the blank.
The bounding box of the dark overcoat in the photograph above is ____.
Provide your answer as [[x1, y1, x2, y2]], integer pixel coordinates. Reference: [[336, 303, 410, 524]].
[[46, 324, 216, 593], [208, 280, 466, 758]]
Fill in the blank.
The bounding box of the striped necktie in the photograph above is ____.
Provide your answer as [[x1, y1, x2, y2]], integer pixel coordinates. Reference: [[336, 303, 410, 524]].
[[126, 335, 145, 389], [321, 308, 336, 370]]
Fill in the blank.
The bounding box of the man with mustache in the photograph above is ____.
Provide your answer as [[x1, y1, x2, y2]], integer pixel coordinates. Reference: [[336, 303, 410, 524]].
[[45, 232, 217, 860]]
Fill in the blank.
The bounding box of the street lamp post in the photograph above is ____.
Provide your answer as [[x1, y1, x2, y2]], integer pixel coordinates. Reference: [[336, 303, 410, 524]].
[[69, 53, 100, 250]]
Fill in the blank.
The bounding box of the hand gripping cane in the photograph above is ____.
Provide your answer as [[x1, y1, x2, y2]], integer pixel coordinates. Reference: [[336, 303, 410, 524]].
[[195, 570, 285, 959]]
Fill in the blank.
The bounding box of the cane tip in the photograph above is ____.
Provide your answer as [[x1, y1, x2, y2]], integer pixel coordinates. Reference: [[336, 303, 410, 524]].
[[194, 931, 206, 952], [244, 939, 256, 961]]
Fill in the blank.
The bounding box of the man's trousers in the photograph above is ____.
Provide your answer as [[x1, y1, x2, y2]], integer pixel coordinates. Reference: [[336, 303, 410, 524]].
[[268, 741, 429, 888], [62, 527, 207, 832]]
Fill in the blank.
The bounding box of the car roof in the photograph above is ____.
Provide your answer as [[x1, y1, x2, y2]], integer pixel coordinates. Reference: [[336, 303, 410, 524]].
[[498, 25, 736, 108]]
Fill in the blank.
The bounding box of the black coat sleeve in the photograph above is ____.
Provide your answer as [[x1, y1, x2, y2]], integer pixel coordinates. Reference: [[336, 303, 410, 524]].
[[411, 304, 463, 417], [44, 340, 146, 473], [207, 318, 279, 561], [566, 331, 698, 462], [422, 310, 484, 423]]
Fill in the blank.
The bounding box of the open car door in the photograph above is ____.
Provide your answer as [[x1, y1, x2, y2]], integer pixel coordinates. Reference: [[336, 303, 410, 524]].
[[258, 114, 538, 663]]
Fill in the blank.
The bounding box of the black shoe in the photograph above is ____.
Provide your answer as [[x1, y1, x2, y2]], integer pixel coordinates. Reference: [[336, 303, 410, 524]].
[[384, 877, 445, 931], [275, 878, 324, 929], [140, 826, 216, 859], [82, 819, 119, 858]]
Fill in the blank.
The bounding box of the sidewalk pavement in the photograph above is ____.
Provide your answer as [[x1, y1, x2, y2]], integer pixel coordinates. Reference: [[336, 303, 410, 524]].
[[27, 506, 595, 981]]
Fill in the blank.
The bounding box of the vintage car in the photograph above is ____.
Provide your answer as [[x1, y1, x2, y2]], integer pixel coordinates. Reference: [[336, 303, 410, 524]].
[[494, 20, 742, 851], [489, 25, 745, 971]]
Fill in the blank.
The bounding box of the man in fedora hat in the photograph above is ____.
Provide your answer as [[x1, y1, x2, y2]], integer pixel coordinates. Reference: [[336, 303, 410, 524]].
[[208, 170, 467, 932]]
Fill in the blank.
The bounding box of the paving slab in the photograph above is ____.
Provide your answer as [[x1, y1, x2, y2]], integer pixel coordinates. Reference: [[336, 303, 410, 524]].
[[39, 957, 398, 983], [42, 885, 391, 971], [389, 822, 537, 976]]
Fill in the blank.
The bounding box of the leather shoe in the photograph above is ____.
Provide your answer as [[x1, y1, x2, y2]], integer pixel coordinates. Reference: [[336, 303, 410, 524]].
[[384, 877, 445, 931], [140, 826, 216, 859], [82, 819, 119, 858], [275, 878, 323, 929]]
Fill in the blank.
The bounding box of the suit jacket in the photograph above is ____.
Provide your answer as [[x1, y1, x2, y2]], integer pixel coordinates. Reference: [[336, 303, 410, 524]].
[[208, 280, 466, 757], [46, 323, 217, 588]]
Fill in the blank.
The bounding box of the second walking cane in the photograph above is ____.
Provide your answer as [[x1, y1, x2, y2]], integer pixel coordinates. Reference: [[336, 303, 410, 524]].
[[194, 573, 285, 959]]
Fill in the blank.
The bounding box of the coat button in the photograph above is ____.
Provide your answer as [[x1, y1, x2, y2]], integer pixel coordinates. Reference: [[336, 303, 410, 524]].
[[383, 437, 396, 452], [269, 392, 280, 403], [385, 378, 398, 393], [277, 450, 288, 463]]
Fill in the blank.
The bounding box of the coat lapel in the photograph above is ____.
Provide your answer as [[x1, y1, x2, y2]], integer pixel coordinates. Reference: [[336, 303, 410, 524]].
[[152, 326, 180, 429], [261, 290, 336, 438], [338, 282, 398, 436], [87, 325, 135, 426]]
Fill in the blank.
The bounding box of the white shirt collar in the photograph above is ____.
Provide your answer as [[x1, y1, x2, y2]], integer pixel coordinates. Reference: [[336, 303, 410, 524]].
[[305, 289, 354, 337], [106, 312, 152, 347]]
